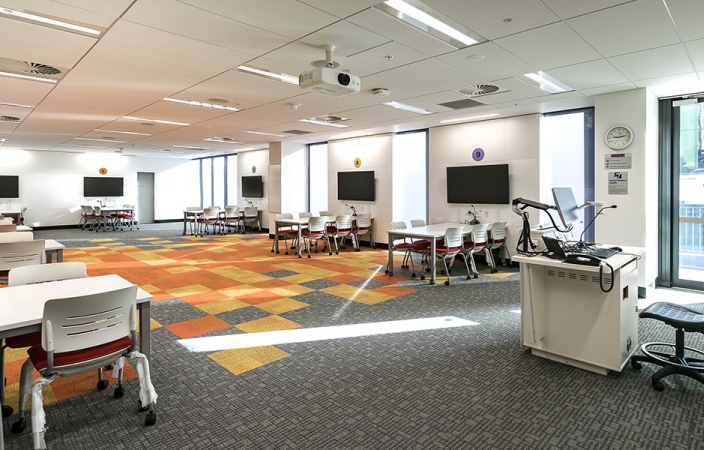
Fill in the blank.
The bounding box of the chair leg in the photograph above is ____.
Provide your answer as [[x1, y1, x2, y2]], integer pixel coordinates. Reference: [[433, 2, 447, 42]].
[[1, 345, 12, 418], [485, 248, 497, 273], [442, 255, 451, 285], [459, 253, 472, 280], [12, 358, 35, 434]]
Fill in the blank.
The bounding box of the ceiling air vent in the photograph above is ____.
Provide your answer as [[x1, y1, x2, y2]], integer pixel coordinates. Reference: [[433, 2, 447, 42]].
[[438, 98, 486, 110], [313, 114, 344, 123], [0, 58, 65, 79], [460, 84, 500, 96], [204, 137, 237, 143], [281, 129, 312, 135], [0, 115, 21, 123]]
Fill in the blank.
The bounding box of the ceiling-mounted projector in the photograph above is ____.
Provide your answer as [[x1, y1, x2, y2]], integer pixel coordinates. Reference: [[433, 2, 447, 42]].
[[299, 44, 360, 96]]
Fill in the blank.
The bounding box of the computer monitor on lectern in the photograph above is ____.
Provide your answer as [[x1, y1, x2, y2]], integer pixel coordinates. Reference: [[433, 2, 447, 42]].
[[552, 187, 582, 229]]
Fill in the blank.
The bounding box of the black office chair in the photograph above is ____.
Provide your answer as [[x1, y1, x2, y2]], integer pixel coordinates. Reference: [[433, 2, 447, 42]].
[[631, 302, 704, 391]]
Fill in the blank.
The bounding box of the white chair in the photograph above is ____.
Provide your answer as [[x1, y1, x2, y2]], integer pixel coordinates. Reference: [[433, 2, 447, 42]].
[[77, 205, 88, 229], [242, 206, 260, 233], [221, 206, 242, 234], [352, 214, 372, 251], [184, 206, 201, 235], [13, 285, 157, 448], [327, 215, 354, 255], [318, 211, 333, 217], [93, 206, 114, 232], [430, 227, 471, 285], [298, 212, 312, 219], [0, 240, 44, 283], [200, 206, 221, 235], [272, 213, 298, 255], [387, 221, 428, 278], [302, 216, 329, 258], [487, 222, 510, 273], [462, 224, 494, 279], [431, 217, 445, 225], [12, 207, 27, 226]]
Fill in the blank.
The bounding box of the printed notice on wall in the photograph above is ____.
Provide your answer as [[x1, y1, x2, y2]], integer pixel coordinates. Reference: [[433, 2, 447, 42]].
[[608, 172, 628, 195], [604, 153, 632, 169]]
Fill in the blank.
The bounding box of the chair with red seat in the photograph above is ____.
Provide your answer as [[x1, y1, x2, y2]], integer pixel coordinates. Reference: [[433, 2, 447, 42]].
[[487, 221, 510, 273], [352, 214, 372, 251], [387, 221, 428, 278], [462, 224, 494, 279], [12, 285, 157, 448], [326, 215, 354, 254], [302, 216, 329, 257], [200, 206, 221, 235], [430, 226, 471, 286], [271, 213, 299, 255]]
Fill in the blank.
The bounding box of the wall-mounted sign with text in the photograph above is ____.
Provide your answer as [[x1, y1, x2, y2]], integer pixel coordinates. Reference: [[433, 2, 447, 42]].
[[608, 171, 628, 195], [604, 153, 632, 169]]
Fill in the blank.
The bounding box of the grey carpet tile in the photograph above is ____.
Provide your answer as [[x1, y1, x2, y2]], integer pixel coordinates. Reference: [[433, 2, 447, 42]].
[[299, 279, 340, 290], [215, 305, 273, 326], [149, 298, 208, 326], [262, 269, 300, 278]]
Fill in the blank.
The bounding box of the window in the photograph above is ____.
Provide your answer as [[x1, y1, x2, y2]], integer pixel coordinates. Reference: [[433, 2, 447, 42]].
[[393, 130, 428, 223], [309, 143, 328, 214], [199, 154, 237, 208], [201, 158, 212, 207], [227, 154, 238, 205]]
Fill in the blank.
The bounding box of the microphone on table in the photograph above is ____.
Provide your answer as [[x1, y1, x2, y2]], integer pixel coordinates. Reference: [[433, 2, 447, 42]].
[[580, 205, 617, 243]]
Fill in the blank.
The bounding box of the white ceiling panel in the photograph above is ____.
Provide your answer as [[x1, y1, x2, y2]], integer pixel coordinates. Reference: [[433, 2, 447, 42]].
[[540, 0, 635, 20], [424, 0, 560, 40], [323, 107, 395, 126], [531, 90, 585, 104], [299, 20, 390, 57], [29, 90, 146, 121], [544, 59, 630, 90], [297, 0, 379, 19], [243, 95, 344, 122], [178, 0, 339, 40], [631, 72, 700, 89], [607, 44, 693, 81], [361, 71, 438, 100], [492, 77, 548, 98], [495, 22, 602, 70], [566, 0, 679, 57], [493, 98, 538, 110], [667, 0, 704, 41], [391, 59, 487, 92], [346, 8, 457, 57], [0, 105, 32, 121], [578, 82, 638, 97], [0, 37, 86, 70], [129, 101, 235, 125], [0, 0, 127, 27], [684, 38, 704, 70], [347, 104, 422, 121], [260, 42, 381, 77], [349, 42, 429, 70], [436, 42, 537, 81], [121, 0, 291, 56], [470, 90, 526, 105], [398, 91, 469, 113], [0, 77, 55, 105]]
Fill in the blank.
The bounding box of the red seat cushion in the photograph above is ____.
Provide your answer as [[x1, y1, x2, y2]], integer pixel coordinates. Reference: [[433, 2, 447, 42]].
[[395, 243, 416, 249], [464, 242, 486, 250], [6, 331, 41, 348], [28, 335, 132, 371], [435, 246, 460, 254], [279, 229, 298, 236], [491, 240, 504, 245]]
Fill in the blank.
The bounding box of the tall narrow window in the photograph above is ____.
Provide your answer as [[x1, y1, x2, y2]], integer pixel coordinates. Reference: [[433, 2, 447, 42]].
[[309, 143, 328, 214], [227, 154, 238, 205], [213, 156, 225, 208], [201, 158, 212, 208], [393, 130, 428, 223]]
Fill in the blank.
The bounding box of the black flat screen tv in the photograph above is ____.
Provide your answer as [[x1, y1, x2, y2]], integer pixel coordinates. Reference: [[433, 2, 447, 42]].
[[338, 171, 375, 201], [0, 175, 19, 198], [446, 164, 510, 204], [84, 177, 124, 197], [242, 176, 263, 198]]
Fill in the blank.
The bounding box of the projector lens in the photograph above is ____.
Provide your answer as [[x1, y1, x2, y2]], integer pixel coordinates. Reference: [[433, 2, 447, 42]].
[[337, 73, 350, 86]]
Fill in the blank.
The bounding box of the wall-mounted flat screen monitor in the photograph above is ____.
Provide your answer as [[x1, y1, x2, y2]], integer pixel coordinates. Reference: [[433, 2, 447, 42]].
[[241, 176, 263, 198], [446, 164, 509, 204], [552, 187, 582, 227], [84, 177, 124, 197], [0, 175, 19, 198], [338, 171, 375, 201]]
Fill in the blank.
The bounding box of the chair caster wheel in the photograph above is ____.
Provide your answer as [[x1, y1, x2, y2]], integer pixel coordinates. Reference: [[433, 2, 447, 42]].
[[138, 400, 149, 412], [631, 360, 642, 370], [355, 248, 360, 252], [389, 273, 393, 276], [466, 276, 471, 280], [425, 268, 430, 272], [145, 411, 157, 426], [385, 269, 389, 274], [429, 280, 435, 285], [97, 380, 109, 390], [105, 363, 114, 370], [411, 273, 416, 278], [440, 270, 446, 275], [420, 275, 425, 280], [12, 418, 26, 434], [652, 379, 664, 391], [2, 404, 13, 417], [444, 281, 450, 286], [474, 274, 479, 279], [114, 386, 125, 398]]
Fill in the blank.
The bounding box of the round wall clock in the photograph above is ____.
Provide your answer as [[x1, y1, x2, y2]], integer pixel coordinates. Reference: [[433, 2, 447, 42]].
[[605, 125, 633, 150], [353, 157, 362, 168]]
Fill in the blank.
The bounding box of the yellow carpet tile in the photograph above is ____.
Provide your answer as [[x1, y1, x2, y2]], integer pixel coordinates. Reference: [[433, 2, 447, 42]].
[[218, 286, 263, 297], [209, 346, 289, 376], [321, 285, 394, 305], [274, 262, 341, 278], [139, 284, 161, 293], [137, 237, 160, 241], [66, 256, 105, 264], [268, 285, 314, 297], [127, 251, 172, 262], [164, 266, 201, 274], [255, 298, 308, 315], [236, 315, 301, 333], [195, 298, 250, 315], [182, 259, 217, 265], [208, 266, 272, 284], [151, 240, 173, 244], [165, 284, 212, 297]]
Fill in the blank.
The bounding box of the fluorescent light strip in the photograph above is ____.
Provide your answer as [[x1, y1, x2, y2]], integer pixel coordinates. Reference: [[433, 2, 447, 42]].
[[234, 65, 299, 85], [0, 101, 33, 109], [59, 144, 107, 149], [178, 316, 479, 352], [242, 130, 288, 137], [173, 145, 211, 150], [384, 0, 477, 45], [0, 8, 102, 36], [523, 72, 572, 94], [299, 119, 349, 128], [440, 113, 500, 124], [382, 101, 432, 115], [122, 116, 190, 126], [0, 70, 56, 84], [74, 137, 126, 143], [95, 129, 152, 136], [204, 137, 238, 143], [163, 97, 239, 112]]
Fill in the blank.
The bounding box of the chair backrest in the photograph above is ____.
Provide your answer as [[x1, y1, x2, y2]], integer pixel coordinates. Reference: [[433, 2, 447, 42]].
[[186, 206, 201, 211], [298, 212, 312, 218], [9, 262, 87, 287], [203, 206, 219, 218], [410, 219, 425, 227], [42, 285, 138, 355], [335, 215, 352, 229], [0, 240, 44, 271], [356, 214, 372, 228], [276, 213, 293, 220], [225, 205, 239, 217], [307, 216, 327, 233], [319, 211, 333, 217], [490, 222, 507, 241], [0, 231, 33, 243], [469, 224, 489, 245], [444, 227, 464, 249], [0, 223, 16, 231], [244, 206, 258, 218], [93, 206, 103, 216], [391, 221, 407, 230], [84, 205, 95, 214], [431, 217, 445, 225]]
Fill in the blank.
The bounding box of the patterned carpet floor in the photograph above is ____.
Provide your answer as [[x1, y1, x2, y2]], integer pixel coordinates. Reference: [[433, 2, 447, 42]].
[[2, 225, 703, 449]]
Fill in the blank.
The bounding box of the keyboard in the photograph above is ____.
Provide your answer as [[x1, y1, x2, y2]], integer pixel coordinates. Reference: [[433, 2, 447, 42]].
[[588, 247, 619, 259]]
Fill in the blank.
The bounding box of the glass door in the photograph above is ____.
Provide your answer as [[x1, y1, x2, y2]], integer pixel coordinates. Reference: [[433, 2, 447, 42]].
[[672, 101, 704, 289]]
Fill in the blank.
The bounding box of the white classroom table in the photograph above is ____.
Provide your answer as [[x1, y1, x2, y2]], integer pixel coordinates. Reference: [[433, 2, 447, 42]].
[[16, 226, 32, 232], [44, 239, 64, 263], [386, 222, 473, 285], [0, 274, 153, 450], [272, 216, 370, 257], [183, 209, 203, 236], [94, 206, 135, 232]]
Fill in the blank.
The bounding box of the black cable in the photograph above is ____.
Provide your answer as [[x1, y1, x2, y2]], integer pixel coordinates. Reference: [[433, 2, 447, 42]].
[[599, 260, 615, 293]]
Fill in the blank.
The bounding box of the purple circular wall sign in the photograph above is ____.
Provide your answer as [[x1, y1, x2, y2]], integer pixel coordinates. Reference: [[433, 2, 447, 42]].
[[472, 148, 485, 161]]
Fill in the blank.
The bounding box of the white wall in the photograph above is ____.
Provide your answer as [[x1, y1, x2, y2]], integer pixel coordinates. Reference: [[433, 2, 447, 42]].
[[328, 134, 392, 245], [238, 149, 269, 229], [281, 142, 308, 214], [135, 157, 199, 220]]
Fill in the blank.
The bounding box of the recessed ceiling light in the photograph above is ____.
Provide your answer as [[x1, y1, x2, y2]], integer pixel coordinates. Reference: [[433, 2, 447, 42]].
[[466, 55, 485, 62], [0, 101, 34, 108], [59, 144, 107, 149], [242, 131, 288, 137], [381, 101, 432, 115], [234, 65, 299, 85], [521, 72, 573, 94], [204, 137, 238, 143], [299, 119, 350, 128], [0, 70, 56, 83], [74, 137, 126, 143], [0, 7, 102, 36], [207, 98, 229, 104], [439, 113, 500, 124], [122, 116, 190, 126], [94, 128, 152, 136], [163, 97, 239, 112], [173, 145, 211, 150]]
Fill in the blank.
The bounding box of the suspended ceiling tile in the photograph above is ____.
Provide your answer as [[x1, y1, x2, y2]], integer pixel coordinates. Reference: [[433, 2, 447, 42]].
[[346, 8, 457, 57], [299, 20, 390, 58], [436, 42, 537, 81], [566, 0, 680, 57], [607, 44, 693, 81], [0, 37, 87, 70], [531, 90, 585, 104], [324, 107, 393, 125], [424, 0, 561, 40], [297, 0, 380, 18], [129, 102, 235, 125], [540, 0, 635, 20], [545, 59, 630, 90], [578, 82, 638, 97], [390, 59, 487, 92], [178, 0, 339, 40], [492, 77, 549, 98], [177, 71, 302, 107], [684, 38, 704, 70], [121, 0, 291, 56], [631, 72, 700, 89], [0, 77, 55, 105], [28, 90, 146, 120], [351, 104, 427, 121], [260, 42, 382, 77], [349, 41, 429, 70], [495, 22, 602, 70], [397, 91, 469, 113], [667, 0, 704, 41], [469, 90, 526, 105], [493, 98, 539, 110], [0, 105, 31, 121], [361, 71, 437, 100], [0, 0, 127, 27]]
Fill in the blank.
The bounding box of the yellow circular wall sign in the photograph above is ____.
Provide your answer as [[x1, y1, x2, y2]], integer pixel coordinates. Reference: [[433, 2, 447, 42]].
[[353, 157, 362, 168]]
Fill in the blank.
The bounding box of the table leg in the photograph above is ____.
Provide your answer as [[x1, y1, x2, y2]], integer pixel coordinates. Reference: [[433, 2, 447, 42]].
[[430, 238, 436, 285], [297, 225, 303, 258], [387, 233, 394, 275], [138, 302, 151, 362], [182, 212, 187, 235], [273, 222, 280, 254]]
